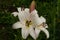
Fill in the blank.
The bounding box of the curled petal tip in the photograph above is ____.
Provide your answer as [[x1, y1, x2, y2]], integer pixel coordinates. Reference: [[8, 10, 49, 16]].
[[40, 28, 49, 39], [45, 29, 49, 39], [46, 31, 49, 39], [12, 12, 18, 17]]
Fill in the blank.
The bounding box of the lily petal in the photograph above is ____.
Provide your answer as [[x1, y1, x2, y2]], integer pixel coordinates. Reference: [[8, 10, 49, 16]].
[[25, 8, 29, 12], [24, 8, 30, 21], [17, 7, 21, 13], [12, 21, 23, 29], [39, 16, 46, 23], [18, 8, 30, 23], [39, 16, 48, 28], [12, 12, 18, 17], [29, 26, 36, 40], [30, 10, 41, 25], [21, 28, 29, 39], [40, 27, 49, 38], [35, 28, 41, 38], [18, 12, 26, 23]]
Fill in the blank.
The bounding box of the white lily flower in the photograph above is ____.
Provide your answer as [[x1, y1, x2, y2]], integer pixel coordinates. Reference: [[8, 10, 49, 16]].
[[12, 8, 36, 40], [12, 7, 49, 39], [30, 10, 49, 39]]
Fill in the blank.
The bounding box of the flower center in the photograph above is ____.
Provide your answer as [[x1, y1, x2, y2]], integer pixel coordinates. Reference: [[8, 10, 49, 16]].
[[25, 21, 32, 27]]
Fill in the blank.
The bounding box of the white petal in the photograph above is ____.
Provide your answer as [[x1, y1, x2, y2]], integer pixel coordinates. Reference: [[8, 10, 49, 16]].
[[29, 26, 36, 40], [17, 7, 21, 13], [25, 8, 29, 12], [31, 9, 38, 14], [40, 27, 49, 38], [18, 8, 30, 22], [21, 28, 29, 39], [18, 11, 27, 24], [39, 16, 49, 28], [35, 28, 41, 38], [17, 8, 30, 23], [30, 10, 47, 26], [18, 12, 25, 22], [24, 8, 30, 21], [40, 16, 46, 23], [12, 21, 23, 29], [12, 12, 18, 17], [30, 10, 41, 25]]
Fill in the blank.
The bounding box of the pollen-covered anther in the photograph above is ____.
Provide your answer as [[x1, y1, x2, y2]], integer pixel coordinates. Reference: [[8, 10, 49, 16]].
[[25, 21, 32, 27]]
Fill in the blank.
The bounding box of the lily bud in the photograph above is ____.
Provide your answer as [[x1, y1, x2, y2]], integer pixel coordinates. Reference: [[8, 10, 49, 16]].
[[30, 0, 35, 13]]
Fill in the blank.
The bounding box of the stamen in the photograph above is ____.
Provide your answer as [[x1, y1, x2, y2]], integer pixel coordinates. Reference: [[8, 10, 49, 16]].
[[25, 21, 32, 27]]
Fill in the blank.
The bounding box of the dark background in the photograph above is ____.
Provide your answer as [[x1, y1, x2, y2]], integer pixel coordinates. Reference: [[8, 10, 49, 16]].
[[0, 0, 59, 40]]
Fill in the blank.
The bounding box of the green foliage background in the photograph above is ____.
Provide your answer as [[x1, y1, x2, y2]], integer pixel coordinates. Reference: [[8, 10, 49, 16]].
[[0, 0, 59, 40]]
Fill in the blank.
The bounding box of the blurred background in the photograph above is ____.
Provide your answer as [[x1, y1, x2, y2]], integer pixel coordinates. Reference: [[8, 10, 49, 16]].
[[0, 0, 59, 40]]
